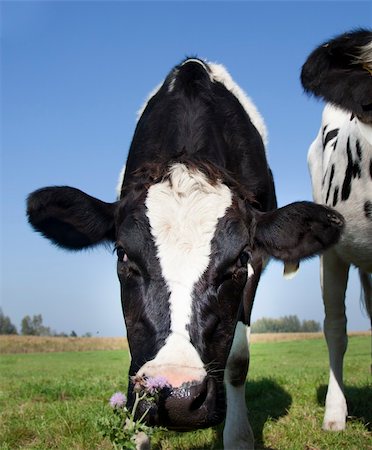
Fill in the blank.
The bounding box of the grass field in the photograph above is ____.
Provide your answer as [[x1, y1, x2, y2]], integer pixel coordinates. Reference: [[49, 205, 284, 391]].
[[0, 335, 371, 449]]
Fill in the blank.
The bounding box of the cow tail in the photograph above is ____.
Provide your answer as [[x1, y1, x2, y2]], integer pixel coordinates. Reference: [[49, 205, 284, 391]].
[[359, 269, 372, 374], [359, 269, 372, 324]]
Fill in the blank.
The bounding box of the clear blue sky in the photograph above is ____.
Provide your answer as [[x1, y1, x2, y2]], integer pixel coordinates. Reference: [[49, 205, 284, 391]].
[[1, 1, 371, 336]]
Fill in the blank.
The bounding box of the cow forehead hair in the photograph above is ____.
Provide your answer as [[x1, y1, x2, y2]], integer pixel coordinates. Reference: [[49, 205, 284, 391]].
[[145, 163, 233, 266], [120, 158, 257, 206]]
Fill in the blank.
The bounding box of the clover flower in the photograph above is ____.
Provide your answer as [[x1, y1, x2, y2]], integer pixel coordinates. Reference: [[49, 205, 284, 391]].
[[144, 376, 171, 394], [109, 391, 127, 409]]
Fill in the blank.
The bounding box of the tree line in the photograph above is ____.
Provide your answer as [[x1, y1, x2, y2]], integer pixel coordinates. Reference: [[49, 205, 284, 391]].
[[0, 309, 92, 337], [2, 308, 321, 336], [251, 315, 321, 333]]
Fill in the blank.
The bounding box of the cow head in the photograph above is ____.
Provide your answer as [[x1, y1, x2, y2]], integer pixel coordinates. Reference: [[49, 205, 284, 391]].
[[301, 28, 372, 124], [27, 160, 344, 430]]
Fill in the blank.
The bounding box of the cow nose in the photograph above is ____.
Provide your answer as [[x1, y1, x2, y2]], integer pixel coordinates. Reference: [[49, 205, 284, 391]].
[[133, 376, 225, 430]]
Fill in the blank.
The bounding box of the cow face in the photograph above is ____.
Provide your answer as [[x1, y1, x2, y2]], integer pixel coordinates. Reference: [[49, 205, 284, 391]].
[[27, 162, 344, 430], [116, 163, 252, 428]]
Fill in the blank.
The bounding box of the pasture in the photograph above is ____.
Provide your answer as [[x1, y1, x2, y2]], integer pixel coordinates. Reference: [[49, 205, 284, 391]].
[[0, 334, 370, 449]]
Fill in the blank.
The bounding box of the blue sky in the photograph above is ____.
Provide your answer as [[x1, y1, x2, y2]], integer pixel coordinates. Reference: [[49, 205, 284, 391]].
[[1, 1, 371, 336]]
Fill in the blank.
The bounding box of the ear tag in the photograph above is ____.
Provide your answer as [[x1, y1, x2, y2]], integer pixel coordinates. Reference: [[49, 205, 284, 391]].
[[283, 261, 299, 280]]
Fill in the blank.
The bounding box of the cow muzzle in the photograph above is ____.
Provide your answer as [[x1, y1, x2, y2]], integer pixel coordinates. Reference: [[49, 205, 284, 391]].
[[128, 375, 225, 431]]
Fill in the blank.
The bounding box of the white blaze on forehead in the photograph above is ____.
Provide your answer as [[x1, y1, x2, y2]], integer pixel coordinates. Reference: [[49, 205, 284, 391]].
[[146, 163, 233, 338]]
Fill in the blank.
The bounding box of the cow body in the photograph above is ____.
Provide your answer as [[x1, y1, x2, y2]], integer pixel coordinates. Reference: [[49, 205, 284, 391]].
[[302, 29, 372, 431], [27, 58, 344, 448]]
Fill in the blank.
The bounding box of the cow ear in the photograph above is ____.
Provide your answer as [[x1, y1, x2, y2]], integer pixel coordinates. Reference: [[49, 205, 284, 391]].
[[27, 186, 118, 250], [253, 201, 344, 262]]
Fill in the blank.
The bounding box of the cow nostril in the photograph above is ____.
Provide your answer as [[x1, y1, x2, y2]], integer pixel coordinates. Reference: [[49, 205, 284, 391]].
[[190, 379, 208, 411], [156, 376, 224, 430]]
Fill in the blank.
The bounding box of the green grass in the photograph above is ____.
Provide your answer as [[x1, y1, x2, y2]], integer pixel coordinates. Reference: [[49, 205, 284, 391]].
[[0, 336, 370, 449]]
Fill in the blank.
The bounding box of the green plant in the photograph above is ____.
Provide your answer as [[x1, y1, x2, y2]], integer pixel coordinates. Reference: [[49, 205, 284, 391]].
[[98, 376, 169, 449]]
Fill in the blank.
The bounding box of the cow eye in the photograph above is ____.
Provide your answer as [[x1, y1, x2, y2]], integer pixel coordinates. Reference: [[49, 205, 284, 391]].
[[116, 246, 126, 262], [239, 250, 251, 267]]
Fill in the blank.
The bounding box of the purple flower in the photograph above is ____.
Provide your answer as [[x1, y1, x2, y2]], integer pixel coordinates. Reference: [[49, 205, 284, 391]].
[[109, 391, 127, 408], [144, 376, 171, 394]]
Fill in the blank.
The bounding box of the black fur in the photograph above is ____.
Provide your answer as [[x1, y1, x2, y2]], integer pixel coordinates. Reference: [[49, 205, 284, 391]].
[[254, 201, 344, 263], [341, 137, 361, 201], [364, 201, 372, 220], [326, 164, 335, 204], [301, 29, 372, 121], [324, 129, 339, 147], [333, 186, 339, 207], [27, 186, 117, 249]]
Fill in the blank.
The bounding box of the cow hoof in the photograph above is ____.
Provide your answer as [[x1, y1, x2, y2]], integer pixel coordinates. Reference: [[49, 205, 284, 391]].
[[323, 399, 347, 431], [322, 414, 346, 431]]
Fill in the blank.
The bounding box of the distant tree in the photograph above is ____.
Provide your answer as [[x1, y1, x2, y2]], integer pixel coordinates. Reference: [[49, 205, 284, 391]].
[[0, 309, 18, 335], [280, 315, 301, 332], [301, 319, 321, 332], [21, 315, 33, 335], [53, 331, 68, 337], [70, 330, 78, 337], [251, 317, 278, 333], [251, 315, 321, 333], [21, 314, 52, 336], [82, 332, 92, 338]]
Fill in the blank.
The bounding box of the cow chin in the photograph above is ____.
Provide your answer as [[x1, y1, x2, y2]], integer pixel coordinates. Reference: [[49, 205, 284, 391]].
[[128, 376, 226, 431]]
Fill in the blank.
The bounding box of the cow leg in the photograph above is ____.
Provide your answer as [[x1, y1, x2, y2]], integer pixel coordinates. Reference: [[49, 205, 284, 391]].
[[223, 321, 254, 449], [320, 249, 350, 431]]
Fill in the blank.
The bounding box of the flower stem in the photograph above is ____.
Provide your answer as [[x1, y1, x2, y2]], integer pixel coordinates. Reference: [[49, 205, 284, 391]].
[[137, 406, 151, 424], [130, 392, 147, 429]]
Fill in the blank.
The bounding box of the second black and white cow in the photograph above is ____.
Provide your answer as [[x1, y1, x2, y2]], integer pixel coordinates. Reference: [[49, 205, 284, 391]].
[[301, 29, 372, 431], [27, 58, 344, 448]]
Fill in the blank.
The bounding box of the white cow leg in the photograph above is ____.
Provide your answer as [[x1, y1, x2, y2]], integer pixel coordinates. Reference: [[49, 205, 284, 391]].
[[223, 322, 254, 449], [320, 249, 349, 431]]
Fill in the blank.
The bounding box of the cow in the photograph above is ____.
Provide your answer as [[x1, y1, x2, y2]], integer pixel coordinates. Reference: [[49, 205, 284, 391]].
[[27, 58, 344, 449], [301, 29, 372, 431]]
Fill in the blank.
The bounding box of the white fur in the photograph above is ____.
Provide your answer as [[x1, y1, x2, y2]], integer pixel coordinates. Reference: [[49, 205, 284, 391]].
[[247, 263, 255, 279], [323, 369, 348, 431], [308, 102, 372, 430], [116, 164, 126, 199], [308, 104, 372, 271], [136, 333, 206, 387], [224, 322, 254, 449], [143, 163, 232, 381], [353, 40, 372, 71], [356, 119, 372, 145]]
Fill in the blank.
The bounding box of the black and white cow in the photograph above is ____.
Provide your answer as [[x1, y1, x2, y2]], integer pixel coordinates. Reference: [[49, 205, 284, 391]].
[[301, 29, 372, 431], [27, 58, 344, 448]]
